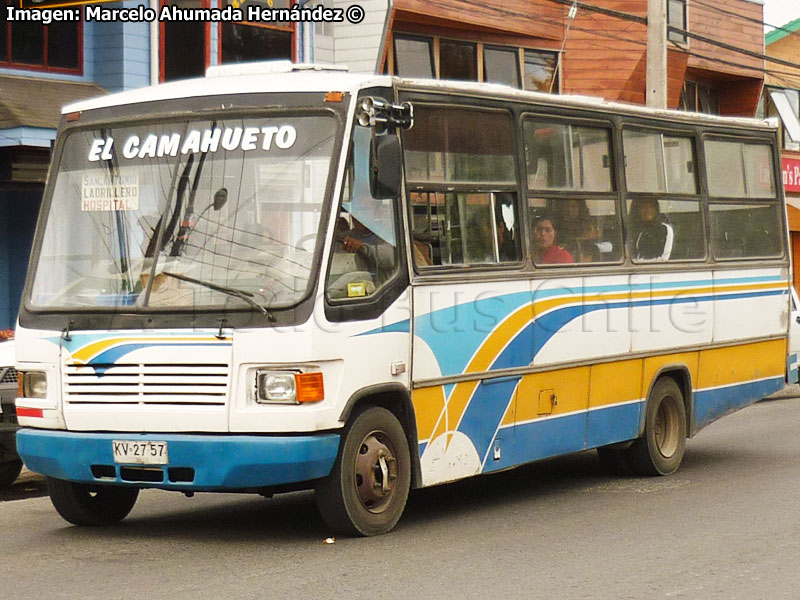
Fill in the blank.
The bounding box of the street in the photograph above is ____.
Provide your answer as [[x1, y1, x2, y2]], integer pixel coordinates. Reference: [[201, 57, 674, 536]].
[[2, 394, 800, 600]]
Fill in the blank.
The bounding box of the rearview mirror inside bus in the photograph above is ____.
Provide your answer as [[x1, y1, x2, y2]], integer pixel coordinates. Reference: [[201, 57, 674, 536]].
[[369, 134, 401, 199]]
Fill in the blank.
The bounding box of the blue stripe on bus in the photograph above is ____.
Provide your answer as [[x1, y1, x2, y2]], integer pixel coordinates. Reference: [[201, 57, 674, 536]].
[[478, 376, 784, 475], [585, 401, 645, 448], [693, 376, 784, 428], [457, 376, 520, 465]]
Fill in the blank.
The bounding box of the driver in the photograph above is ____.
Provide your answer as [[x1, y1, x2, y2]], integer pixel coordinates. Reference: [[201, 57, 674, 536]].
[[334, 215, 395, 291]]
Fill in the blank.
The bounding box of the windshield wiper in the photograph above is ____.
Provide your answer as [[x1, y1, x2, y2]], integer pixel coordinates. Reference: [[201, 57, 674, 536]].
[[161, 271, 275, 321]]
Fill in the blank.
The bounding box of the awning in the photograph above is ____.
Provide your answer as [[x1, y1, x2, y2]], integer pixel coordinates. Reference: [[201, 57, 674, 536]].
[[769, 88, 800, 143], [0, 74, 106, 132]]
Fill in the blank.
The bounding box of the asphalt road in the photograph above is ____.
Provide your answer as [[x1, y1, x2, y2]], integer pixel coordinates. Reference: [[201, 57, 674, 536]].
[[2, 394, 800, 600]]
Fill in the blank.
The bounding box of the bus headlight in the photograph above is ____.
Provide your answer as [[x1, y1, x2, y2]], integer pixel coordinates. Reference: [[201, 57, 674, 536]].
[[255, 370, 325, 404], [20, 371, 47, 398], [257, 371, 296, 403]]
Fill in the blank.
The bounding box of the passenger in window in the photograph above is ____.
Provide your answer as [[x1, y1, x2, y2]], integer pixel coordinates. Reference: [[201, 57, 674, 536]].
[[629, 198, 673, 261], [532, 214, 574, 264]]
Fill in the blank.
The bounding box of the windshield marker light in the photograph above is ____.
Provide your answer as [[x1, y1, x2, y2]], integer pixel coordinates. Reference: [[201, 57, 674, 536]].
[[325, 91, 344, 103]]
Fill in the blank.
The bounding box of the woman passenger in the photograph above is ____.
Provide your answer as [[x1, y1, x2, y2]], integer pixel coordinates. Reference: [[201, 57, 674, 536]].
[[532, 214, 574, 264]]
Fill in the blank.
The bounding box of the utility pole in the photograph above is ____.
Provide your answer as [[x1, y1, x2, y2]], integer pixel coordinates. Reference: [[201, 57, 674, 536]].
[[646, 0, 667, 109]]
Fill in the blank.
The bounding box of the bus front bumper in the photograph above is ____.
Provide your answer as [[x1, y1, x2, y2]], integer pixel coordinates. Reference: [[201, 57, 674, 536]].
[[16, 428, 340, 491]]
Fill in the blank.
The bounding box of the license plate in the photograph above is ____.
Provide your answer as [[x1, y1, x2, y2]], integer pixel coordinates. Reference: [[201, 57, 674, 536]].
[[112, 440, 168, 465]]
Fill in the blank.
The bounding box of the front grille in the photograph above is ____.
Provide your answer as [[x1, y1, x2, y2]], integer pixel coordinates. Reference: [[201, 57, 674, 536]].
[[64, 363, 229, 406], [0, 367, 17, 384]]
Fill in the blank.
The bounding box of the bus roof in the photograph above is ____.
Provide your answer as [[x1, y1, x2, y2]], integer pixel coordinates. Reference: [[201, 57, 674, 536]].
[[63, 60, 776, 132]]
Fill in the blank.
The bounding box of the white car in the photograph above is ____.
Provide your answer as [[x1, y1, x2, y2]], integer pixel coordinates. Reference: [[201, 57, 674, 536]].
[[0, 340, 20, 488]]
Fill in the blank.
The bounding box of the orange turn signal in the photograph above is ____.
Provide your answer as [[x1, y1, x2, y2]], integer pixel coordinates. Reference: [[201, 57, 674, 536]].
[[325, 91, 344, 103], [295, 372, 324, 403]]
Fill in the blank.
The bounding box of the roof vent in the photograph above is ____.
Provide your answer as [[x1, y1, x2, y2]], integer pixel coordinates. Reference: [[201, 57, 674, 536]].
[[206, 60, 349, 78]]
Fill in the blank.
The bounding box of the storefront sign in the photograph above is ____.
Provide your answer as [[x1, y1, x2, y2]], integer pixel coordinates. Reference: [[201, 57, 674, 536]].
[[782, 157, 800, 193]]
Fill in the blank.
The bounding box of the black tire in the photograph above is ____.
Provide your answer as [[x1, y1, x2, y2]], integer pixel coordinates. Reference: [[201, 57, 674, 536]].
[[625, 377, 687, 476], [0, 459, 23, 489], [46, 477, 139, 526], [315, 406, 411, 536], [596, 447, 633, 476]]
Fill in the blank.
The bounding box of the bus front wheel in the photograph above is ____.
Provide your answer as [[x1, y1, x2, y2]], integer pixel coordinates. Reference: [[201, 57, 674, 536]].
[[46, 477, 139, 526], [626, 377, 687, 476], [315, 406, 411, 536]]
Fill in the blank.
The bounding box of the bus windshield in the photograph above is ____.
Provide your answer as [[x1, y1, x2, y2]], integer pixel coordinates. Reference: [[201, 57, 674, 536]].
[[29, 114, 337, 312]]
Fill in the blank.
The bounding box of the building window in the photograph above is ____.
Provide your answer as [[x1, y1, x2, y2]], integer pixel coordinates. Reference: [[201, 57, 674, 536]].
[[314, 0, 333, 37], [394, 36, 434, 78], [484, 46, 519, 87], [680, 81, 719, 115], [0, 1, 81, 73], [221, 0, 294, 63], [221, 24, 293, 63], [161, 0, 208, 82], [667, 0, 687, 44], [765, 88, 800, 151], [392, 33, 558, 92], [439, 40, 477, 81], [523, 49, 558, 92]]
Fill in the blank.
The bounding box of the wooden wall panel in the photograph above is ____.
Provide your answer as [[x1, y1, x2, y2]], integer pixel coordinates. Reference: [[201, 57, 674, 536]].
[[717, 78, 762, 117], [393, 0, 563, 41], [562, 0, 648, 103], [766, 36, 800, 89], [687, 0, 764, 77]]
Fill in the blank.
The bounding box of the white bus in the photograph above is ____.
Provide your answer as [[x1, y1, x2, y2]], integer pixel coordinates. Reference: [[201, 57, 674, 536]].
[[15, 62, 792, 536]]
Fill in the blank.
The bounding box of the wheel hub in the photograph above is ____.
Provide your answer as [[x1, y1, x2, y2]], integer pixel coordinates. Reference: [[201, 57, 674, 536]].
[[655, 398, 680, 458], [354, 431, 398, 514]]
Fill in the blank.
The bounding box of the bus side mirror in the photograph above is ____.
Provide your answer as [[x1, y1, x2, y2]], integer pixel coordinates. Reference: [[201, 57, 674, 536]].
[[369, 134, 402, 199]]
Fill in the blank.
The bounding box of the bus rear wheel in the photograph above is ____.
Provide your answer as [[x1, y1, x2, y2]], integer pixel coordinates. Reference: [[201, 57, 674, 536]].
[[626, 377, 687, 476], [315, 406, 411, 536], [46, 477, 139, 526]]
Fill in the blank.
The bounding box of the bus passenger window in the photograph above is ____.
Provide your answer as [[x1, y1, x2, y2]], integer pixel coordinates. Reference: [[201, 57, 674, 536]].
[[402, 103, 520, 269], [626, 199, 705, 262], [709, 204, 783, 260], [523, 121, 614, 192], [529, 198, 621, 264], [410, 191, 521, 267], [623, 130, 698, 194]]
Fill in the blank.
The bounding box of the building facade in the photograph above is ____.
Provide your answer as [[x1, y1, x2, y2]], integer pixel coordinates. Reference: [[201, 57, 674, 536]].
[[765, 18, 800, 292]]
